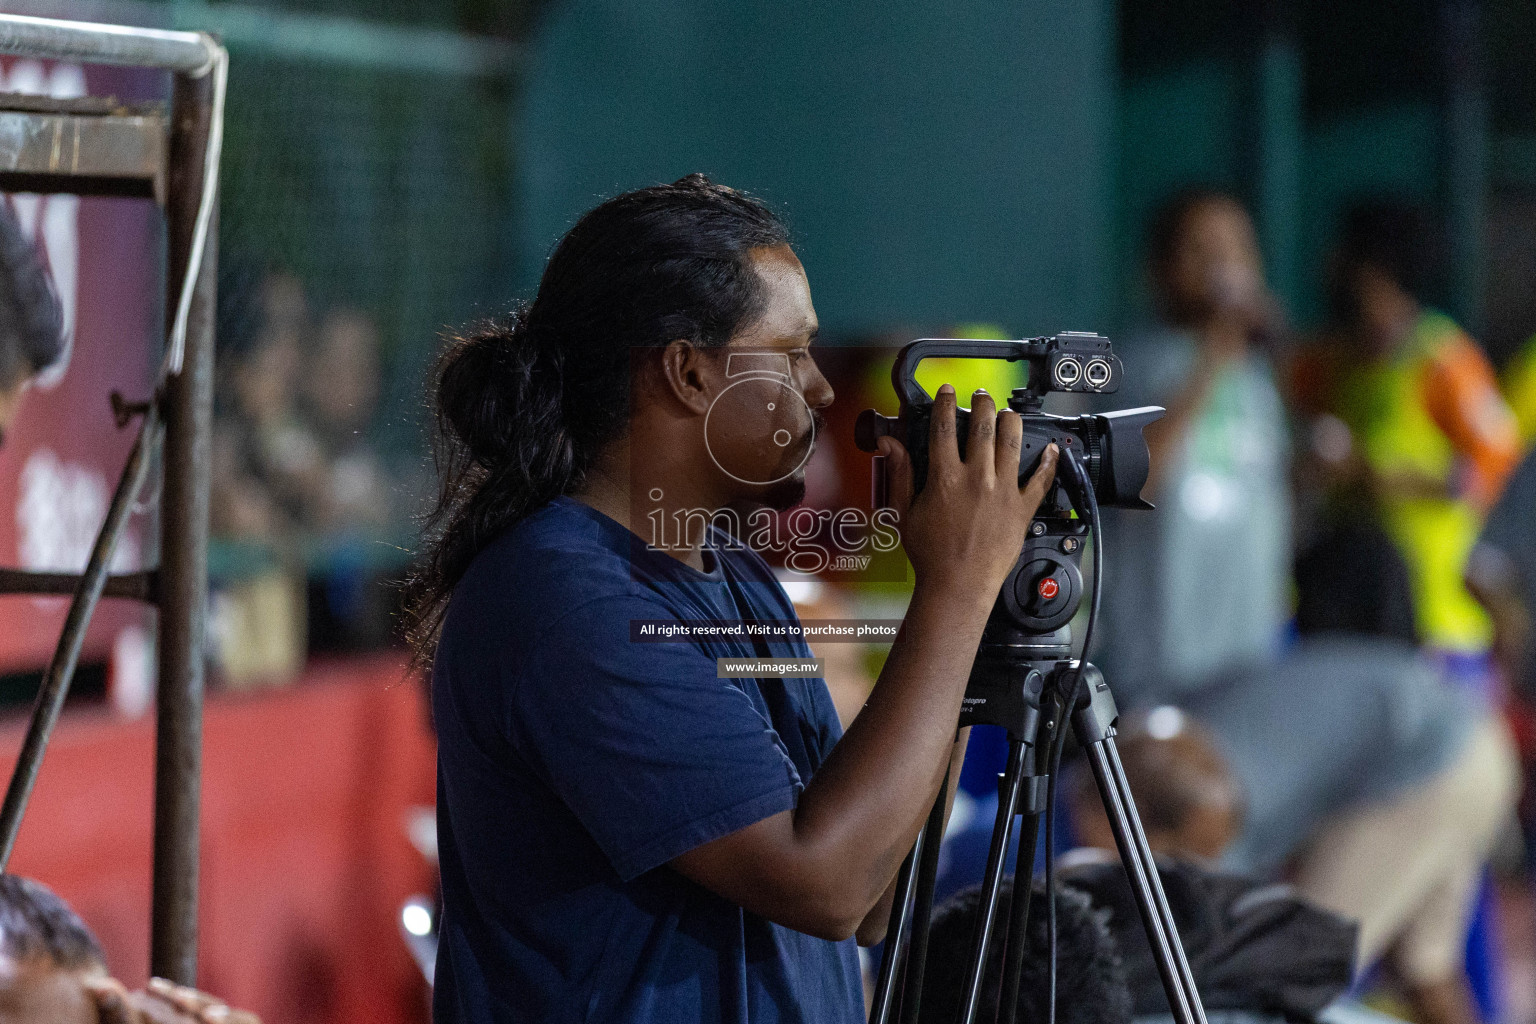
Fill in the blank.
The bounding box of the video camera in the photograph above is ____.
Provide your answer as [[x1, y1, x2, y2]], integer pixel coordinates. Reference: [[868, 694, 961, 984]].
[[855, 333, 1162, 642], [854, 332, 1161, 513]]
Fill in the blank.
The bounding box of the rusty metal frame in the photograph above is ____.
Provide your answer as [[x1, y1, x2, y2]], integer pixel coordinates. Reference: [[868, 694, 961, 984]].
[[0, 13, 224, 986], [0, 93, 168, 199]]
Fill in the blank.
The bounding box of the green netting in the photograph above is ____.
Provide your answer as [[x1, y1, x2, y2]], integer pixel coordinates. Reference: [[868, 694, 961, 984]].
[[216, 47, 515, 470]]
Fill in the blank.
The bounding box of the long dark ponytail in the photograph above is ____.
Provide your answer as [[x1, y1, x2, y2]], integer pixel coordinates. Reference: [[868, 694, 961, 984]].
[[404, 174, 790, 663]]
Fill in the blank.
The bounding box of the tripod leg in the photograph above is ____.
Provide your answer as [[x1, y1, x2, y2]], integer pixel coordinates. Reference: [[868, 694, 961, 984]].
[[1084, 737, 1208, 1024], [958, 737, 1028, 1024], [870, 833, 923, 1024], [995, 810, 1041, 1024], [898, 779, 950, 1024]]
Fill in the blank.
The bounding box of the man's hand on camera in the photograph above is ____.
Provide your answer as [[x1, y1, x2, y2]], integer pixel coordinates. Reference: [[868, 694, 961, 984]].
[[876, 383, 1058, 595]]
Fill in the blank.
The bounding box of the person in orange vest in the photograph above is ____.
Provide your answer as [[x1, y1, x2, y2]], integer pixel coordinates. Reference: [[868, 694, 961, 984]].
[[1318, 201, 1521, 667]]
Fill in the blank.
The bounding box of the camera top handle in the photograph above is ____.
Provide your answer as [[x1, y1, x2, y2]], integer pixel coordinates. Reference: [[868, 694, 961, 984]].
[[890, 333, 1122, 411]]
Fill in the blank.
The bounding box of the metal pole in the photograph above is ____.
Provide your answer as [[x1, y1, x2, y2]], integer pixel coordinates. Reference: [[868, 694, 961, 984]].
[[0, 404, 161, 868], [151, 68, 216, 985], [0, 13, 214, 73], [0, 568, 155, 602], [1086, 739, 1207, 1024], [958, 738, 1028, 1024], [870, 835, 923, 1024], [995, 812, 1042, 1024], [897, 772, 950, 1024]]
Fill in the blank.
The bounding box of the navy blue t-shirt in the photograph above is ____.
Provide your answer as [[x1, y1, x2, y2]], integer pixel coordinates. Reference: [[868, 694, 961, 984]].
[[432, 497, 864, 1023]]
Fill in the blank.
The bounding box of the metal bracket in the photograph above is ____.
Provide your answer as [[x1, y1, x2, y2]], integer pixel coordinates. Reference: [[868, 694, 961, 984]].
[[0, 92, 167, 202]]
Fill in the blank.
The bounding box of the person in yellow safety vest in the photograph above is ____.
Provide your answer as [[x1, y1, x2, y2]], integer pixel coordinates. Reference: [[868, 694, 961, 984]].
[[1326, 202, 1521, 657]]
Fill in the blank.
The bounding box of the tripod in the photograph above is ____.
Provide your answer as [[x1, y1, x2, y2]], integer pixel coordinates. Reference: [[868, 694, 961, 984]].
[[868, 628, 1210, 1024]]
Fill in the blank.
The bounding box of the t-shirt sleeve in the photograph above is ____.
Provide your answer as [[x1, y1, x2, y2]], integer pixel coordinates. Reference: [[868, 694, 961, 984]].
[[510, 593, 804, 881], [1420, 334, 1522, 507]]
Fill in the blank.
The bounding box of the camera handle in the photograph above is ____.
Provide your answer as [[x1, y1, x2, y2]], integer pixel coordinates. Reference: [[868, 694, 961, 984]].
[[891, 339, 1037, 407], [869, 661, 1209, 1024], [887, 334, 1120, 410]]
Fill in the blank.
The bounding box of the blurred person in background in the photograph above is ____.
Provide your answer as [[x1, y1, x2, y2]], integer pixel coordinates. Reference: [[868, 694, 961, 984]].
[[226, 273, 323, 519], [0, 200, 64, 443], [207, 270, 315, 686], [1466, 450, 1536, 875], [1100, 189, 1289, 689], [209, 276, 401, 672], [212, 270, 319, 536], [0, 874, 257, 1023], [1096, 190, 1515, 1024], [1466, 450, 1536, 703], [1307, 202, 1521, 680], [302, 308, 393, 532], [1064, 710, 1362, 1024], [922, 709, 1374, 1024], [1462, 451, 1536, 709], [299, 307, 400, 652]]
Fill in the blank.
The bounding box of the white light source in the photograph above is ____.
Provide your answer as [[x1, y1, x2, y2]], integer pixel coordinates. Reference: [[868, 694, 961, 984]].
[[402, 903, 433, 937], [1145, 705, 1185, 741]]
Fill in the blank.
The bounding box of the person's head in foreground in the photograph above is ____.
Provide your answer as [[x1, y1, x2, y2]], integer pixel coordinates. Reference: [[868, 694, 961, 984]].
[[918, 880, 1133, 1024], [0, 874, 257, 1023], [0, 873, 106, 1023], [0, 205, 65, 444], [1069, 707, 1244, 862], [405, 173, 833, 652]]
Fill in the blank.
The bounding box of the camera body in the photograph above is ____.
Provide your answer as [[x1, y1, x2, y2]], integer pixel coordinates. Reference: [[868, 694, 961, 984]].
[[854, 332, 1164, 711], [854, 333, 1163, 511]]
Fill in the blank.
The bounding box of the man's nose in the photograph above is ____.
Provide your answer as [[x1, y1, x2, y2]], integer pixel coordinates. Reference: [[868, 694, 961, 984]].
[[804, 370, 834, 411]]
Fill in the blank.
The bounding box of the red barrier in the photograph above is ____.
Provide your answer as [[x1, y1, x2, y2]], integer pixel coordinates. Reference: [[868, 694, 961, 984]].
[[2, 653, 436, 1024]]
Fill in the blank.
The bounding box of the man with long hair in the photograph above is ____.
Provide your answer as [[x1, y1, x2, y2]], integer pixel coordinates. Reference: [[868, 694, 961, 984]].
[[406, 175, 1059, 1023]]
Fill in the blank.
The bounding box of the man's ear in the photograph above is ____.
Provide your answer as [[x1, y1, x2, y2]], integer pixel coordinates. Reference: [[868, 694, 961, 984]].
[[658, 338, 719, 416]]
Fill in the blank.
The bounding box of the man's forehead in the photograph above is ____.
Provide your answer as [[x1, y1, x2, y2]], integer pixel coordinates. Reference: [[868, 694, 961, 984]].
[[728, 319, 815, 350], [744, 246, 815, 337]]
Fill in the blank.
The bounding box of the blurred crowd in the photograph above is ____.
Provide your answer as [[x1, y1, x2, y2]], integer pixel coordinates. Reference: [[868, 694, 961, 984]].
[[208, 270, 412, 687]]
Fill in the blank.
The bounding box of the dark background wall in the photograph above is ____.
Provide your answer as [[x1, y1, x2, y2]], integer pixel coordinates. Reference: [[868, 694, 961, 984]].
[[515, 0, 1116, 338]]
